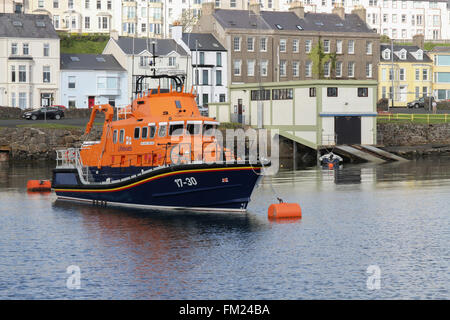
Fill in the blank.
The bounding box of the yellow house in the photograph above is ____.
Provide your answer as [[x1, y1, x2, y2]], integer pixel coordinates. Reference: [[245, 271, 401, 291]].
[[430, 47, 450, 101], [378, 45, 433, 107]]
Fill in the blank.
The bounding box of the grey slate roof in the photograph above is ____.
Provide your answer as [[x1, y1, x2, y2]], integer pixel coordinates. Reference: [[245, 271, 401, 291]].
[[430, 46, 450, 53], [114, 37, 188, 56], [60, 54, 126, 71], [0, 13, 58, 39], [181, 33, 226, 51], [213, 9, 374, 33], [380, 45, 432, 62]]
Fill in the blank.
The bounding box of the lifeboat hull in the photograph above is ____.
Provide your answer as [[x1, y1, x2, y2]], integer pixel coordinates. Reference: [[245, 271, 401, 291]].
[[52, 163, 263, 212]]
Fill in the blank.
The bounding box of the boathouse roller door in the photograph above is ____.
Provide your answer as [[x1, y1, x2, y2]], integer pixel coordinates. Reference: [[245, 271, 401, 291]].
[[335, 116, 361, 145]]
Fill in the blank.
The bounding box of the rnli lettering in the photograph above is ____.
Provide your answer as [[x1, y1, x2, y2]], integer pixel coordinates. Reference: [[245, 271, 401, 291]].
[[140, 141, 155, 146], [118, 146, 132, 152]]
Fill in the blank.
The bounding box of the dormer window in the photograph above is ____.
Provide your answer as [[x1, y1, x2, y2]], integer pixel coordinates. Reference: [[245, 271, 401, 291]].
[[416, 50, 423, 60], [383, 49, 390, 60], [399, 49, 407, 60]]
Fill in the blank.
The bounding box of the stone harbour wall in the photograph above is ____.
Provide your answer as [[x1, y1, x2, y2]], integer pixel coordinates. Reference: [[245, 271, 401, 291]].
[[377, 123, 450, 146], [0, 127, 102, 160]]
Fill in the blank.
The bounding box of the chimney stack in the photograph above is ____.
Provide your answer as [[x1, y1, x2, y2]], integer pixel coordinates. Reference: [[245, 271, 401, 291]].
[[413, 34, 425, 49], [249, 0, 261, 15], [202, 1, 215, 16], [351, 5, 366, 23], [332, 6, 345, 20], [110, 29, 119, 41], [289, 1, 305, 20]]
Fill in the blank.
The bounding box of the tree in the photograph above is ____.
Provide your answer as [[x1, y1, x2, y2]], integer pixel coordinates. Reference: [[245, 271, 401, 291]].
[[178, 9, 200, 33], [308, 37, 337, 79]]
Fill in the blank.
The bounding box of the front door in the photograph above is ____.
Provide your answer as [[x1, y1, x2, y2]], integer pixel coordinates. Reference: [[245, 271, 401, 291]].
[[41, 93, 53, 107], [335, 116, 361, 145], [88, 96, 95, 109], [237, 98, 243, 124]]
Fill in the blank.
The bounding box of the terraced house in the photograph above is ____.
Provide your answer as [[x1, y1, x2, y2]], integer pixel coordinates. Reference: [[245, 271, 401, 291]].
[[194, 1, 380, 85], [378, 39, 433, 107], [430, 46, 450, 101], [0, 13, 60, 109]]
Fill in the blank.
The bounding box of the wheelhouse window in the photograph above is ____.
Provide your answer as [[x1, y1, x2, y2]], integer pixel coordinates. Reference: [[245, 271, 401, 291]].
[[141, 126, 148, 139], [113, 129, 118, 143], [134, 127, 140, 139], [187, 123, 201, 135], [169, 123, 184, 136], [119, 129, 125, 143], [149, 125, 156, 138], [158, 123, 167, 137], [203, 123, 218, 136]]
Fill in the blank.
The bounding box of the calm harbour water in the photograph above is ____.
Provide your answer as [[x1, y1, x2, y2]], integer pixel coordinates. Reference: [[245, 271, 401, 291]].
[[0, 158, 449, 299]]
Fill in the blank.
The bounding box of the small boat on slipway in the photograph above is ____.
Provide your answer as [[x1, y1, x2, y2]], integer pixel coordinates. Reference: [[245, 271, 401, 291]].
[[52, 74, 265, 212]]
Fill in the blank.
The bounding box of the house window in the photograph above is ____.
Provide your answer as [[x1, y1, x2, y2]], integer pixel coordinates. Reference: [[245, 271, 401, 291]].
[[415, 69, 420, 80], [53, 0, 59, 8], [19, 92, 27, 109], [327, 87, 338, 97], [348, 40, 355, 54], [366, 63, 373, 78], [336, 61, 342, 77], [348, 61, 355, 77], [358, 88, 368, 97], [293, 39, 299, 53], [43, 66, 50, 83], [85, 0, 89, 9], [44, 43, 50, 56], [202, 70, 208, 85], [53, 16, 60, 28], [399, 68, 405, 81], [292, 61, 299, 77], [199, 52, 205, 65], [323, 40, 330, 53], [107, 0, 111, 10], [97, 0, 101, 10], [11, 66, 16, 82], [247, 60, 255, 77], [216, 52, 222, 66], [366, 41, 372, 55], [68, 76, 76, 88], [305, 61, 312, 77], [336, 40, 342, 54], [260, 38, 267, 52], [233, 37, 240, 51], [11, 93, 16, 107], [324, 61, 330, 77], [279, 39, 286, 52], [415, 86, 420, 98], [260, 60, 268, 77], [423, 86, 428, 97], [423, 69, 429, 80], [19, 65, 26, 82], [305, 40, 312, 53], [382, 87, 387, 99], [247, 37, 254, 51], [233, 60, 241, 76], [23, 43, 29, 55], [279, 60, 286, 77], [216, 70, 222, 85], [309, 87, 316, 97], [169, 57, 176, 66]]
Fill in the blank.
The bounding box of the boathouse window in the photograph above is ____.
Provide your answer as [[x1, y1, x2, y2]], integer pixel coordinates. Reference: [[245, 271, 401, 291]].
[[309, 87, 316, 97], [327, 87, 338, 97], [119, 129, 125, 143], [158, 124, 167, 137], [141, 127, 148, 139], [134, 127, 140, 139], [149, 125, 156, 138], [272, 88, 293, 100], [251, 89, 270, 101], [187, 123, 201, 135], [169, 123, 184, 136], [357, 87, 368, 97], [113, 130, 118, 143]]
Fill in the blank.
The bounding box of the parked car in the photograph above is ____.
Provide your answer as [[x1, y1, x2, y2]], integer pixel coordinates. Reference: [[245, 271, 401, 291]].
[[22, 107, 65, 120], [407, 96, 434, 109]]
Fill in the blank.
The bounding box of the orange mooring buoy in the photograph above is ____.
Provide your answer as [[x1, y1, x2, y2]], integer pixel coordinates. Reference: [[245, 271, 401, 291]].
[[27, 180, 51, 192], [268, 200, 302, 220]]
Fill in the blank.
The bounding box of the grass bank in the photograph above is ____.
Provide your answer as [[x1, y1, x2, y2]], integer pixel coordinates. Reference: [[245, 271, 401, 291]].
[[59, 33, 109, 54]]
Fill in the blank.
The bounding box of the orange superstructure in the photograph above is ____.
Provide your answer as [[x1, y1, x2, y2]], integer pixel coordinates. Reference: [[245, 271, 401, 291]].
[[80, 87, 230, 170]]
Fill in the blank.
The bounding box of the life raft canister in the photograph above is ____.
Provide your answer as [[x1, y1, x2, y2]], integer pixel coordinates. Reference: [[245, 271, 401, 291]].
[[27, 180, 52, 192]]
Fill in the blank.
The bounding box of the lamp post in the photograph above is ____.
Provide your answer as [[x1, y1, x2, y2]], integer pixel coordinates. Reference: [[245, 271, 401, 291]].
[[390, 40, 394, 112]]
